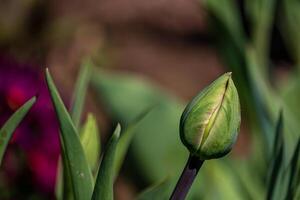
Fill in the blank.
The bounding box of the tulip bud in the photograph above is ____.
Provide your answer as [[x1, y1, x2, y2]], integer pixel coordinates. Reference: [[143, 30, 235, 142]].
[[180, 72, 240, 160]]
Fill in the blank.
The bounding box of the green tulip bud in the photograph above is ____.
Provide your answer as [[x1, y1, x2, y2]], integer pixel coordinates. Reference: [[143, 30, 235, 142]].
[[180, 72, 240, 160]]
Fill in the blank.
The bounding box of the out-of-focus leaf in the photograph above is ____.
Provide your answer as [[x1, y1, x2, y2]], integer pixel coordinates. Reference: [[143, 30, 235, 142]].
[[0, 96, 36, 166], [243, 47, 278, 154], [92, 124, 120, 200], [243, 40, 300, 170], [272, 111, 284, 154], [136, 178, 173, 200], [271, 137, 300, 200], [91, 69, 186, 182], [279, 75, 300, 121], [295, 186, 300, 200], [46, 69, 93, 200], [114, 106, 153, 177], [266, 111, 284, 200], [285, 138, 300, 199], [80, 113, 101, 174], [61, 145, 74, 200], [280, 0, 300, 66], [242, 48, 300, 200], [246, 0, 276, 71], [226, 159, 264, 200], [200, 160, 245, 200], [204, 0, 245, 50], [71, 58, 92, 128]]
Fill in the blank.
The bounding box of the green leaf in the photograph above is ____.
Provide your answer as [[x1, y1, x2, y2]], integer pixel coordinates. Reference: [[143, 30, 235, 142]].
[[280, 0, 300, 67], [80, 113, 101, 174], [199, 160, 247, 200], [0, 96, 36, 166], [204, 0, 245, 51], [267, 111, 284, 200], [285, 138, 300, 199], [246, 0, 276, 71], [46, 68, 93, 200], [114, 106, 153, 177], [56, 59, 93, 200], [136, 178, 173, 200], [91, 69, 186, 182], [92, 124, 121, 200], [71, 58, 92, 128], [229, 160, 264, 200]]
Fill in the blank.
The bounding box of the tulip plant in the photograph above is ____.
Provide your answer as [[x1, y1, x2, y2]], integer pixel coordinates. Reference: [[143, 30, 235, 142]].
[[170, 72, 241, 200], [1, 55, 300, 199], [0, 55, 242, 200]]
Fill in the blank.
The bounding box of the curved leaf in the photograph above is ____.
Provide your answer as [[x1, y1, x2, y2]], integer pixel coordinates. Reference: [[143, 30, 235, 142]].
[[92, 124, 120, 200], [136, 178, 173, 200], [114, 106, 152, 177], [46, 69, 93, 200], [0, 97, 36, 166], [80, 113, 101, 174], [71, 58, 92, 128]]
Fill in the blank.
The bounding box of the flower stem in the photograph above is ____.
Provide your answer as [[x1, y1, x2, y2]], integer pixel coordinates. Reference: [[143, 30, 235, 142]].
[[169, 155, 204, 200]]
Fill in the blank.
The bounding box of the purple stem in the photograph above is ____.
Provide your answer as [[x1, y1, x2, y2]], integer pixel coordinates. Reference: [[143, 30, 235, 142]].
[[169, 155, 204, 200]]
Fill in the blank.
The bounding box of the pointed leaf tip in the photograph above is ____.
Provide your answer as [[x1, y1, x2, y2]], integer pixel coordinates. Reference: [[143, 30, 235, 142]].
[[92, 124, 121, 200], [0, 96, 36, 166], [45, 69, 94, 200], [114, 123, 121, 138]]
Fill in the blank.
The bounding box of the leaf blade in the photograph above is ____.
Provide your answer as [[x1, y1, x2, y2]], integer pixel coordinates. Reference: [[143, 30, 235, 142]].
[[285, 138, 300, 199], [114, 106, 153, 177], [0, 97, 36, 166], [92, 124, 121, 200], [267, 111, 284, 200], [136, 178, 173, 200], [46, 69, 93, 200], [80, 113, 101, 174], [71, 58, 92, 128]]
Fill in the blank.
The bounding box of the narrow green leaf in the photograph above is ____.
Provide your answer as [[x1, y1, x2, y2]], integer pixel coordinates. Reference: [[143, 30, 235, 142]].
[[56, 59, 92, 200], [0, 96, 36, 166], [114, 106, 153, 177], [136, 178, 173, 200], [267, 111, 284, 200], [280, 0, 300, 67], [71, 58, 92, 128], [272, 111, 284, 154], [204, 0, 245, 51], [92, 124, 121, 200], [285, 138, 300, 199], [55, 149, 74, 200], [80, 113, 101, 174], [45, 68, 93, 200], [246, 0, 276, 72]]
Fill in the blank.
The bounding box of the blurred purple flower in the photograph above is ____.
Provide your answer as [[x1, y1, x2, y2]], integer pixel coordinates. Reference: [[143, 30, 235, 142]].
[[0, 55, 60, 198]]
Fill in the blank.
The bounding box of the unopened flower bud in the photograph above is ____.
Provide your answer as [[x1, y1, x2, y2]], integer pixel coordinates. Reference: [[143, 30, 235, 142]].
[[180, 72, 241, 160]]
